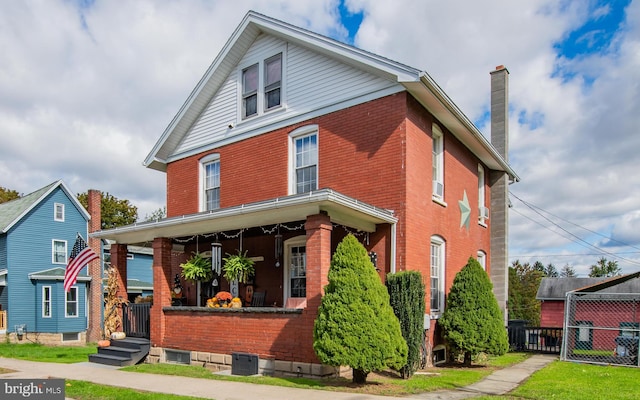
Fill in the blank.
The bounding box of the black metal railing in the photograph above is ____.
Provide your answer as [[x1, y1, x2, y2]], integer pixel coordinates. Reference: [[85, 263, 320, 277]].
[[508, 325, 563, 354], [122, 303, 151, 339]]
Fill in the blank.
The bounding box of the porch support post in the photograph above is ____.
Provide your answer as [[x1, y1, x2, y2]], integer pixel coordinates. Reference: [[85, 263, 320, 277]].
[[151, 237, 172, 346], [305, 212, 333, 310], [110, 243, 128, 332], [110, 244, 129, 303]]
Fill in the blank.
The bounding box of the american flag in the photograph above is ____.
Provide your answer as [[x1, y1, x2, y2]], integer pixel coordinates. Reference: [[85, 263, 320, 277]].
[[64, 234, 99, 293]]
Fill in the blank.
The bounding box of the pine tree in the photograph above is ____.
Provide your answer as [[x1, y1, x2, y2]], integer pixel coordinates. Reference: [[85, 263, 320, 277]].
[[313, 234, 407, 383], [439, 257, 508, 366]]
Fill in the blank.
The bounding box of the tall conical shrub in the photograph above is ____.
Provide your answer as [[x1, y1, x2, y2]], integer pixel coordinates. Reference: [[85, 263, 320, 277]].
[[314, 234, 407, 383], [387, 271, 425, 378], [439, 257, 509, 365]]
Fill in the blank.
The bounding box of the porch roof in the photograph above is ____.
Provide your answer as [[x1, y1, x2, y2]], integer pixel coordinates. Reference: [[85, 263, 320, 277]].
[[91, 189, 396, 245], [28, 267, 92, 282]]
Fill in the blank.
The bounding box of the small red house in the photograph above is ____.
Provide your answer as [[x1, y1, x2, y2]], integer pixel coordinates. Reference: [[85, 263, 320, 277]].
[[94, 11, 518, 374]]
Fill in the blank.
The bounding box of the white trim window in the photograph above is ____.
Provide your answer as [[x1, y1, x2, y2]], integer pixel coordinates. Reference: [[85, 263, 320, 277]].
[[52, 240, 67, 264], [432, 124, 444, 200], [478, 164, 489, 224], [283, 236, 307, 302], [430, 236, 445, 315], [42, 286, 52, 318], [54, 203, 65, 222], [477, 250, 487, 271], [241, 52, 283, 119], [200, 154, 221, 211], [66, 287, 78, 317], [289, 126, 318, 194]]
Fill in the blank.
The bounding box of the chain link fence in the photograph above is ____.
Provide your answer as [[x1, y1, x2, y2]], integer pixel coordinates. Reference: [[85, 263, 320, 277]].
[[562, 292, 640, 367]]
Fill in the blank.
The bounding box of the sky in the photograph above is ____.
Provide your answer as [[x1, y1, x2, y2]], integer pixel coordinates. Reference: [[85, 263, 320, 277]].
[[1, 0, 639, 276]]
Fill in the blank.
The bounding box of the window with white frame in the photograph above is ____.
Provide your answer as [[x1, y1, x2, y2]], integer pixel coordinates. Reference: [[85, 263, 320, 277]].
[[200, 154, 220, 211], [430, 236, 445, 315], [284, 236, 307, 301], [54, 203, 64, 222], [478, 164, 488, 223], [66, 287, 78, 317], [42, 286, 51, 318], [432, 124, 444, 199], [241, 52, 283, 119], [289, 126, 318, 194], [477, 250, 486, 271], [52, 240, 67, 264]]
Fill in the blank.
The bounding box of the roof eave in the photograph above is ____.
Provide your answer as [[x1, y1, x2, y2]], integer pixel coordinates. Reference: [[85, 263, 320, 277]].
[[91, 189, 397, 245], [402, 73, 519, 182]]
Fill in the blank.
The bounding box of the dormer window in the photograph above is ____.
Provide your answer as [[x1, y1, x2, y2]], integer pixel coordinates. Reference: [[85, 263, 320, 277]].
[[240, 52, 283, 119]]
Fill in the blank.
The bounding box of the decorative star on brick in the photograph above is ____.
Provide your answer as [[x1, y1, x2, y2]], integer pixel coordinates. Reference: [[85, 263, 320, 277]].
[[459, 190, 471, 230]]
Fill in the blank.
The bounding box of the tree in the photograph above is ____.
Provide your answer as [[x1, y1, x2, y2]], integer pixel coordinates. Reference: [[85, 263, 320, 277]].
[[387, 271, 425, 378], [544, 263, 558, 278], [588, 257, 621, 277], [508, 260, 544, 325], [144, 206, 166, 221], [313, 234, 407, 384], [559, 264, 577, 278], [0, 186, 20, 204], [77, 191, 138, 229], [440, 257, 509, 366]]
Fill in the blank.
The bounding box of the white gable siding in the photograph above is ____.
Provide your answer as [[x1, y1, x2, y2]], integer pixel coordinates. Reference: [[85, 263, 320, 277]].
[[173, 33, 398, 158]]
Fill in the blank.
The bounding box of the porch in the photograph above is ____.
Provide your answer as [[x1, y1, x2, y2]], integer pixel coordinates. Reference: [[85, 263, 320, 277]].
[[92, 189, 397, 374]]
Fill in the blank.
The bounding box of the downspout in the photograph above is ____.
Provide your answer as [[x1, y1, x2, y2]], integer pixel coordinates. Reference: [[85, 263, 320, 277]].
[[390, 222, 397, 273]]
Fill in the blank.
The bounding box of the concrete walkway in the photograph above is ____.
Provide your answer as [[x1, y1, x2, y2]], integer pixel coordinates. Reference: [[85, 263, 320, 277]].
[[0, 354, 556, 400]]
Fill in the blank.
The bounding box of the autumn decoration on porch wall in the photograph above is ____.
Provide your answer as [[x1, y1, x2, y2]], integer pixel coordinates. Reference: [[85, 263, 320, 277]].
[[103, 266, 129, 344]]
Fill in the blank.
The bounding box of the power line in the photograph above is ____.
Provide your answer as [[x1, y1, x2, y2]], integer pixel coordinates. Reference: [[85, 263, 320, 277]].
[[509, 192, 640, 267]]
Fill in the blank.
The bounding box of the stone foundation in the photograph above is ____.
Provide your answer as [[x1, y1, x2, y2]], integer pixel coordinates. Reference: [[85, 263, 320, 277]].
[[5, 331, 87, 346], [147, 346, 340, 378]]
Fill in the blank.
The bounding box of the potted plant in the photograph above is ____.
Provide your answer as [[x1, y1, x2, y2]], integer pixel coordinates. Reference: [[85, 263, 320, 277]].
[[180, 252, 213, 284], [222, 250, 255, 284]]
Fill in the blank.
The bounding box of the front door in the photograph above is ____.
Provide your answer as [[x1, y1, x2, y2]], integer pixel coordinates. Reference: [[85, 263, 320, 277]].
[[284, 236, 307, 306]]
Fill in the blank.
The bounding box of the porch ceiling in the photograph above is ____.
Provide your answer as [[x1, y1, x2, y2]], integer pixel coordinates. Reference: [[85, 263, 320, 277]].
[[91, 189, 396, 245]]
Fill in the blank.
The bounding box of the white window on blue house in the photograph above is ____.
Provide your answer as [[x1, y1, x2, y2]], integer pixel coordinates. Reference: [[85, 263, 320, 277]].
[[200, 154, 220, 211], [42, 286, 51, 318], [430, 235, 445, 316], [54, 203, 64, 222], [289, 126, 318, 194], [52, 240, 67, 264], [66, 287, 78, 317]]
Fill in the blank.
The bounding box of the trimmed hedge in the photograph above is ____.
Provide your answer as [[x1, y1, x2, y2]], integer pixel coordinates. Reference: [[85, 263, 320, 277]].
[[387, 271, 425, 378]]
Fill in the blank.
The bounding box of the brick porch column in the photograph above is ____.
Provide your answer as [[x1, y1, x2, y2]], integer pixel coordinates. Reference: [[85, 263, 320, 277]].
[[86, 189, 102, 342], [109, 244, 129, 302], [151, 237, 172, 347], [304, 212, 333, 311]]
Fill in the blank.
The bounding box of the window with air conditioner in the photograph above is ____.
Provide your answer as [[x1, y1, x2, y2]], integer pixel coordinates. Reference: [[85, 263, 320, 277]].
[[432, 124, 444, 201], [478, 164, 489, 224]]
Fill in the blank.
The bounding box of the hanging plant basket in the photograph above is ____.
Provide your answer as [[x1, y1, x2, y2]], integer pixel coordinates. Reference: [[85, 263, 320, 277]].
[[222, 250, 255, 284], [180, 252, 213, 284]]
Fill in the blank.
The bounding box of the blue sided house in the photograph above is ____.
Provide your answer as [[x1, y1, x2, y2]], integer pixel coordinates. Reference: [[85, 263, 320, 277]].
[[0, 180, 93, 345]]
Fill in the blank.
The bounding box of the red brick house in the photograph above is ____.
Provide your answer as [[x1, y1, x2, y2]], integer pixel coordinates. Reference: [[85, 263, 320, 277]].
[[93, 11, 518, 374]]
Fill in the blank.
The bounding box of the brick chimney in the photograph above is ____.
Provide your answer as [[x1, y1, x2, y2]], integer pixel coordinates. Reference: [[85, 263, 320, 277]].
[[489, 65, 510, 324], [86, 189, 103, 342]]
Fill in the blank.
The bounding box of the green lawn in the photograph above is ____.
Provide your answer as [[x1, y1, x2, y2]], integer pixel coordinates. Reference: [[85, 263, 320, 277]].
[[476, 360, 640, 400], [65, 380, 207, 400], [0, 342, 97, 363]]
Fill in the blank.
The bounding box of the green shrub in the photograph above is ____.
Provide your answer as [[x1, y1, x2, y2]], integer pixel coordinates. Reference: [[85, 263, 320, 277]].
[[439, 257, 508, 365], [313, 234, 407, 383], [387, 271, 425, 378]]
